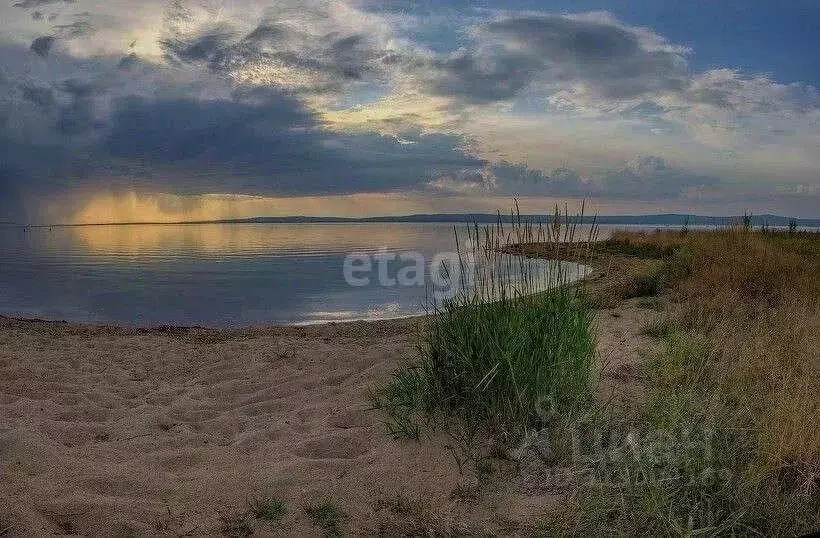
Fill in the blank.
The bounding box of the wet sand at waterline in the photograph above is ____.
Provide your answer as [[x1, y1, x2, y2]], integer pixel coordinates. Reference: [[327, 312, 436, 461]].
[[0, 301, 658, 535]]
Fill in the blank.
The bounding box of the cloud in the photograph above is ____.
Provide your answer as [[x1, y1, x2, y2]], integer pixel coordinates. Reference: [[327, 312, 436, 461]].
[[53, 11, 94, 39], [405, 11, 818, 133], [55, 78, 103, 136], [157, 0, 401, 98], [422, 50, 541, 104], [26, 12, 97, 59], [116, 52, 140, 70], [683, 69, 820, 114], [597, 156, 716, 198], [21, 84, 55, 109], [0, 61, 486, 213], [149, 6, 712, 128], [425, 168, 495, 194], [0, 169, 25, 222], [102, 90, 484, 196], [12, 75, 109, 138], [160, 25, 237, 67], [491, 163, 592, 196], [29, 36, 55, 56], [0, 133, 82, 222], [428, 156, 718, 200], [413, 12, 688, 105], [12, 0, 75, 8], [426, 161, 589, 197]]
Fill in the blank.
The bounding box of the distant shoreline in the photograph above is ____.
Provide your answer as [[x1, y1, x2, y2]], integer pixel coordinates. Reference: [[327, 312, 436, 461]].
[[6, 213, 820, 228]]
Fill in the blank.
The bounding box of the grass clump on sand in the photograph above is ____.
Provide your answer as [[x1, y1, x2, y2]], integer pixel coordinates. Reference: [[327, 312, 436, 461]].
[[215, 494, 286, 536], [372, 204, 598, 442], [247, 495, 286, 522], [545, 227, 820, 536], [305, 499, 347, 536], [421, 283, 595, 431], [218, 512, 254, 537]]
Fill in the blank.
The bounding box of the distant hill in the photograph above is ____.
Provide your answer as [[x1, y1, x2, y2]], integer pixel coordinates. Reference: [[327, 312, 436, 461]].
[[20, 213, 820, 228], [163, 213, 820, 227]]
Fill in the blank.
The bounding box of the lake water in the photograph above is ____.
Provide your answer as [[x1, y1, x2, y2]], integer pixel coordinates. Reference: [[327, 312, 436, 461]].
[[0, 222, 598, 327]]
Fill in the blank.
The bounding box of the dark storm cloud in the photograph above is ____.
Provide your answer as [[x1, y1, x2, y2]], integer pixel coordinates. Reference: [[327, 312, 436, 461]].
[[160, 13, 392, 94], [59, 78, 94, 98], [116, 52, 140, 70], [22, 78, 104, 137], [0, 169, 22, 222], [430, 157, 718, 199], [160, 26, 237, 67], [0, 135, 83, 222], [30, 36, 55, 56], [597, 156, 716, 198], [3, 48, 116, 141], [53, 12, 94, 39], [491, 163, 592, 196], [56, 97, 98, 135], [12, 0, 75, 8], [419, 14, 688, 104], [103, 90, 484, 195], [0, 42, 486, 206], [21, 84, 55, 110], [425, 52, 541, 104]]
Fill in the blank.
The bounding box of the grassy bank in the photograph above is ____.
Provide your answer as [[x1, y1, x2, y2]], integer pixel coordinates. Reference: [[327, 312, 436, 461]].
[[548, 228, 820, 535]]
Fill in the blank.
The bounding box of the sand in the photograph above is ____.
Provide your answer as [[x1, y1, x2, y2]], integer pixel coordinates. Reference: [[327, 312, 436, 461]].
[[0, 298, 659, 536]]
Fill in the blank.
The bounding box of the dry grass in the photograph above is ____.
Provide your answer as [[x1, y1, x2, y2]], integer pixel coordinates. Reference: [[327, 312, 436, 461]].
[[547, 228, 820, 535], [628, 229, 820, 467]]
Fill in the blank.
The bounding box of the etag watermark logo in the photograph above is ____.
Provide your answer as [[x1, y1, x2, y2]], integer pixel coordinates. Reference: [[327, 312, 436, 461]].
[[342, 244, 477, 300]]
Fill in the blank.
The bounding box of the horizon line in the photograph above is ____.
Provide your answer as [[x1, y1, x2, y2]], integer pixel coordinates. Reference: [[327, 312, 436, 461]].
[[4, 212, 819, 228]]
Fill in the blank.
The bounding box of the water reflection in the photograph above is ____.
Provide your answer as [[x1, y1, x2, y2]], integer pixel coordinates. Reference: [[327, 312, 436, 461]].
[[70, 223, 449, 257], [0, 223, 590, 327]]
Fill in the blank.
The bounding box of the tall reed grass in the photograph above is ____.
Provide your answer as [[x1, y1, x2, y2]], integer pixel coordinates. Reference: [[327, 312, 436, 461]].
[[372, 203, 599, 439]]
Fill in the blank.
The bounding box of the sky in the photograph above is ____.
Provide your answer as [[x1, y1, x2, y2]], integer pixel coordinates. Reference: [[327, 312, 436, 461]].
[[0, 0, 818, 224]]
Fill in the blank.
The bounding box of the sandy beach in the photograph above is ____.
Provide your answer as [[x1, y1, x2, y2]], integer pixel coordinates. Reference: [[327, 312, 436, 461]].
[[0, 292, 659, 536]]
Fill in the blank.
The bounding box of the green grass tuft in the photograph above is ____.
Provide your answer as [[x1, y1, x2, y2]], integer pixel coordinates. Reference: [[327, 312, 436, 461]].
[[305, 499, 347, 536], [369, 366, 426, 440], [218, 512, 253, 537], [247, 495, 286, 523]]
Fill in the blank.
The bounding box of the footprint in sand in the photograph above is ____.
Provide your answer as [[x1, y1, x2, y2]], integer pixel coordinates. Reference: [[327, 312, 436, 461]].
[[327, 409, 376, 430], [293, 433, 372, 459]]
